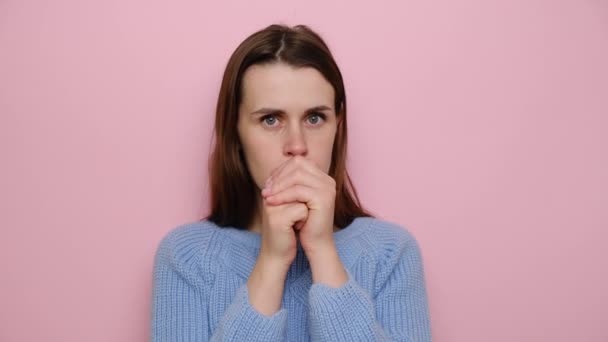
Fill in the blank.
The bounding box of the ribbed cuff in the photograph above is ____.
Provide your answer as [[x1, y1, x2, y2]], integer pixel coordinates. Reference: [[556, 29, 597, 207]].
[[308, 269, 379, 341], [211, 283, 287, 341]]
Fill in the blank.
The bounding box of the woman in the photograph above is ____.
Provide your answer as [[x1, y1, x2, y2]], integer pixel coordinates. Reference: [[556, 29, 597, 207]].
[[151, 24, 431, 341]]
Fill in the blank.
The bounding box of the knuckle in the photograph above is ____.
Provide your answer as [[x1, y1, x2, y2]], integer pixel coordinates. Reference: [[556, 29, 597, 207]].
[[295, 203, 308, 215]]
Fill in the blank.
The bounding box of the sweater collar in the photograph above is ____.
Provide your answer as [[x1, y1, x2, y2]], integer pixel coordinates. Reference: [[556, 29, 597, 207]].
[[216, 216, 372, 251], [210, 216, 373, 291]]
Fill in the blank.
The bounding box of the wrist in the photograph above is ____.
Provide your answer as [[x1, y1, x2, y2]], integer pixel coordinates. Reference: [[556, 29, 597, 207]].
[[305, 244, 349, 288], [256, 253, 291, 277], [248, 255, 288, 316], [302, 237, 336, 260]]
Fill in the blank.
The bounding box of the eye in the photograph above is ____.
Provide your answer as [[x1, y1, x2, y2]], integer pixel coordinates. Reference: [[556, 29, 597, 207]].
[[307, 112, 326, 125], [261, 115, 279, 127]]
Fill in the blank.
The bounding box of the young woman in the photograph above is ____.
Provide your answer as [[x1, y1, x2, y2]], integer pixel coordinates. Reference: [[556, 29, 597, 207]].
[[151, 24, 431, 341]]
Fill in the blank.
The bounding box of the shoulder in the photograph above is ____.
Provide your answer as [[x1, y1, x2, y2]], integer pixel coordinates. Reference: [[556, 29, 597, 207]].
[[153, 220, 223, 289], [356, 216, 422, 257], [352, 217, 427, 295], [156, 220, 219, 251], [356, 217, 425, 276]]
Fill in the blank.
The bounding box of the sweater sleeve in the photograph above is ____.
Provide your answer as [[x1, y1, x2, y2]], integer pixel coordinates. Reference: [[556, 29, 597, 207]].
[[307, 226, 431, 342], [209, 283, 288, 341], [150, 224, 288, 342]]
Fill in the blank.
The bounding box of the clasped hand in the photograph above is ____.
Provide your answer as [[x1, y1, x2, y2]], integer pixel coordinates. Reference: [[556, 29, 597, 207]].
[[261, 155, 337, 255]]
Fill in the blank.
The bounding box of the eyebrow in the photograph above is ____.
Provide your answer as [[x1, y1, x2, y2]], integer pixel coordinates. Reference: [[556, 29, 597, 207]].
[[250, 105, 333, 116]]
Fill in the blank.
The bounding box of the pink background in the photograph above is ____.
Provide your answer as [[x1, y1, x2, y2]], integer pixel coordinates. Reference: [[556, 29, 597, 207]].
[[1, 0, 607, 341]]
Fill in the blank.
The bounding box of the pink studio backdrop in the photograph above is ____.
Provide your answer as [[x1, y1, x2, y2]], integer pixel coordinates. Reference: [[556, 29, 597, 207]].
[[1, 0, 607, 341]]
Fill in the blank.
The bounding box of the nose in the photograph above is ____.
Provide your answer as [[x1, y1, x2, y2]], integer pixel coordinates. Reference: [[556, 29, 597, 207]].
[[283, 123, 308, 157]]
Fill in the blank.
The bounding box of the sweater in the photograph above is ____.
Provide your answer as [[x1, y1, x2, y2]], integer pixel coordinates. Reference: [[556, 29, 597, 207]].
[[150, 216, 431, 341]]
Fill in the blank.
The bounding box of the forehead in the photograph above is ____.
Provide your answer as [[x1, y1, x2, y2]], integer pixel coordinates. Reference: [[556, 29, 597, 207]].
[[240, 63, 335, 110]]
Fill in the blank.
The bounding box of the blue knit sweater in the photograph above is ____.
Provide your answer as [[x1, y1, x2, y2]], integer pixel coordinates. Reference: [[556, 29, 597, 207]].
[[150, 216, 431, 341]]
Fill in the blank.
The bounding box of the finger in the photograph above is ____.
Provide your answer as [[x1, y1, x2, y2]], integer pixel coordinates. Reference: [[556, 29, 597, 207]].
[[284, 203, 309, 225], [266, 158, 292, 186], [269, 156, 325, 186], [266, 185, 315, 206], [262, 167, 323, 198]]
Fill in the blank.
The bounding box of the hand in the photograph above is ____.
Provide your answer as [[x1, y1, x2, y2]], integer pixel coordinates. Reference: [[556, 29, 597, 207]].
[[261, 156, 337, 255], [258, 195, 309, 270], [248, 198, 308, 316]]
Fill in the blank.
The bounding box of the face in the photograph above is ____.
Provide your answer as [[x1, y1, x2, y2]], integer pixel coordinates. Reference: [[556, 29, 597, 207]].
[[237, 62, 338, 191]]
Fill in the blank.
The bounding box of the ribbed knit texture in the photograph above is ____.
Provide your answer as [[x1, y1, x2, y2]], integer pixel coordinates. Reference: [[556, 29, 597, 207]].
[[150, 216, 431, 341]]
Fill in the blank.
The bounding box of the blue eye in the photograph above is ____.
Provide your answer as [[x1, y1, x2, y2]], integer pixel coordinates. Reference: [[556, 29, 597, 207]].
[[260, 113, 326, 128], [261, 115, 278, 126], [308, 113, 326, 125]]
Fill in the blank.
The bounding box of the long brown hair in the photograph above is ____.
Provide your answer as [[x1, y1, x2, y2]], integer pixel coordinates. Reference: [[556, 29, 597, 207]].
[[204, 24, 373, 230]]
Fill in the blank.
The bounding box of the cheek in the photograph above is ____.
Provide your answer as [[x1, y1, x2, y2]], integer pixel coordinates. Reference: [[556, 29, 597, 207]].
[[241, 139, 278, 185], [312, 136, 336, 173]]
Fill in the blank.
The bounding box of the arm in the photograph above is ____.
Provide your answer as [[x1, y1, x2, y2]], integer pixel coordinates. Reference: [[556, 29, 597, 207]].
[[306, 228, 431, 342], [211, 255, 288, 341], [150, 226, 288, 342], [150, 228, 211, 342]]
